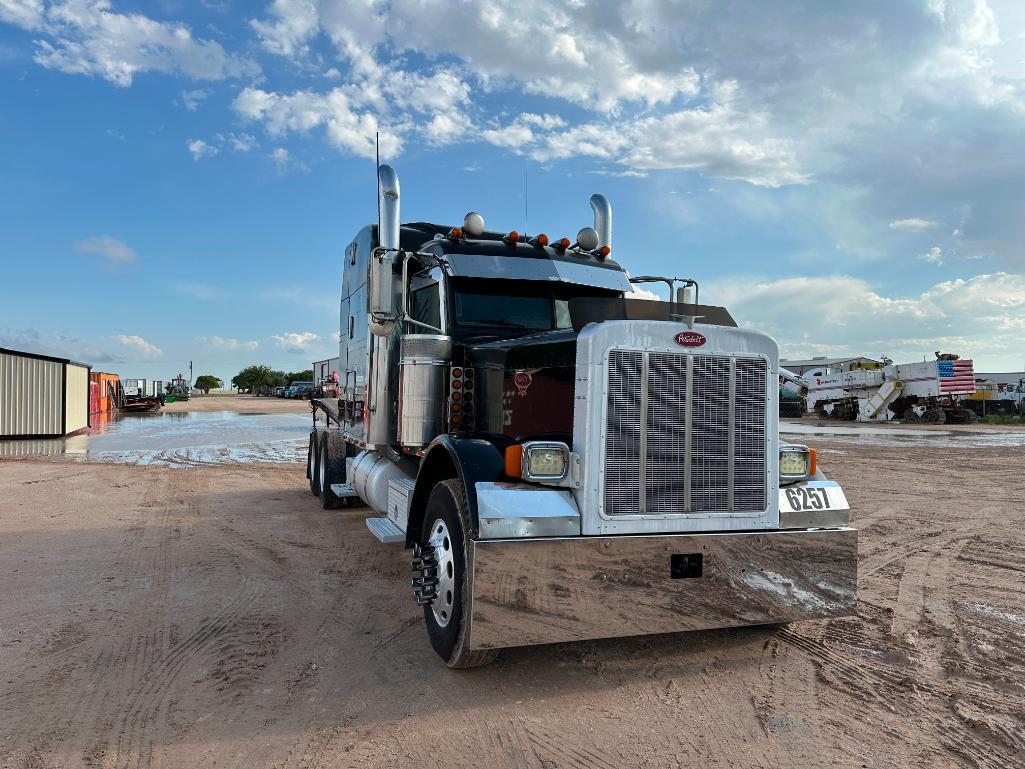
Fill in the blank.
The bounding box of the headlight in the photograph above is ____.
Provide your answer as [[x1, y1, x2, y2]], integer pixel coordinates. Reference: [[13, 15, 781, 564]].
[[779, 445, 814, 483], [505, 441, 570, 482]]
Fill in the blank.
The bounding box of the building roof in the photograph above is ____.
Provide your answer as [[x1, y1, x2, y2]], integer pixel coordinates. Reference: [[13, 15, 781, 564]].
[[0, 346, 92, 369]]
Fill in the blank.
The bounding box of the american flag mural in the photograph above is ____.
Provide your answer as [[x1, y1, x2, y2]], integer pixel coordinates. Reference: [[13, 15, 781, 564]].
[[937, 359, 976, 394]]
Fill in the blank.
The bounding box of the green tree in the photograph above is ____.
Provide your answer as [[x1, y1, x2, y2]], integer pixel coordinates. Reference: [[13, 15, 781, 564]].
[[286, 369, 314, 384], [232, 365, 286, 394], [194, 375, 222, 394]]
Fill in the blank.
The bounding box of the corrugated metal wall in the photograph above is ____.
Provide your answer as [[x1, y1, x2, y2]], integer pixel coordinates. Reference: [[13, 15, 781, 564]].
[[65, 364, 90, 433], [0, 351, 63, 436]]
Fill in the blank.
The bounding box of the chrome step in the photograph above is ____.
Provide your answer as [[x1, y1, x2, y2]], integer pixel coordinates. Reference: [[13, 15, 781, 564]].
[[330, 483, 359, 499], [366, 516, 405, 544]]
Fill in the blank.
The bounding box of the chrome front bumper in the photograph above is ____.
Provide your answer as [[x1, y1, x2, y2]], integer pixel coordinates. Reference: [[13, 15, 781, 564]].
[[466, 527, 858, 650]]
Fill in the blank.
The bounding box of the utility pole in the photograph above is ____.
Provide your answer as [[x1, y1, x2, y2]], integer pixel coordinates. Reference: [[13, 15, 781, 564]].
[[189, 360, 193, 391]]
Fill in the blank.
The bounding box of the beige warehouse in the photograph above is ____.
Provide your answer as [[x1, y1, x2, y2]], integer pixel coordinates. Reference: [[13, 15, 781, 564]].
[[0, 347, 92, 438]]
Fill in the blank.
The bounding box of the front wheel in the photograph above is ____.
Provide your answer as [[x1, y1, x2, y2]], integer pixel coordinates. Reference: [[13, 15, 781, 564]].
[[419, 480, 498, 669]]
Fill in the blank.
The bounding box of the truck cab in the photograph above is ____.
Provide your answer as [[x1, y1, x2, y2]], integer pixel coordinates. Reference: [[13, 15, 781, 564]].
[[307, 165, 857, 667]]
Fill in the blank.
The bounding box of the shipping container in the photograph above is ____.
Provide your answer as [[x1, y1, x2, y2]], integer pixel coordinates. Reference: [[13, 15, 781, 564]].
[[89, 372, 122, 415], [0, 347, 92, 438]]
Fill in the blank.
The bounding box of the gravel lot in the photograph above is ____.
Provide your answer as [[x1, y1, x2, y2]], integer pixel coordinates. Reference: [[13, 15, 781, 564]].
[[1, 438, 1023, 768]]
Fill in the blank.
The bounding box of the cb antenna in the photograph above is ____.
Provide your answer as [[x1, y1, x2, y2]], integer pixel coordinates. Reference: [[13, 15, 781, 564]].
[[376, 131, 381, 228], [524, 160, 529, 234]]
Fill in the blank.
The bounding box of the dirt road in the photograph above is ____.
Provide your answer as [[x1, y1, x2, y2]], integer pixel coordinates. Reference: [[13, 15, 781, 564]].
[[1, 443, 1023, 768]]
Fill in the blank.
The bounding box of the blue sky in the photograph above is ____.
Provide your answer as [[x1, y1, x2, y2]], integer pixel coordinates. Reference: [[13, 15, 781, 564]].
[[2, 0, 1024, 383]]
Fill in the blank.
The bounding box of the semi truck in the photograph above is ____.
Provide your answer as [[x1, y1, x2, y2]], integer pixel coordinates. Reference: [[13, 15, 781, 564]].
[[306, 165, 858, 667]]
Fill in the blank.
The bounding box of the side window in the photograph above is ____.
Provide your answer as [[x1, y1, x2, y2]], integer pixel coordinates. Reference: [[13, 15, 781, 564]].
[[411, 283, 442, 329], [555, 299, 571, 329]]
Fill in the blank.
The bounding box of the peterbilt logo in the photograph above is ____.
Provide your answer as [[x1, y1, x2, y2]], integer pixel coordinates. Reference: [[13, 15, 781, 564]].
[[674, 331, 706, 348]]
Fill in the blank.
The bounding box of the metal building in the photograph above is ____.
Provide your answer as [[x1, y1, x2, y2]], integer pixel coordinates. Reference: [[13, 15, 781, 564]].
[[0, 347, 93, 438], [313, 356, 341, 385]]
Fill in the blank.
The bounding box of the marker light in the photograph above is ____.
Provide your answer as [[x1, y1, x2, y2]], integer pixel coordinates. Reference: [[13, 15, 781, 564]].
[[448, 227, 463, 239], [534, 233, 549, 246], [597, 245, 611, 259], [505, 230, 520, 244], [555, 237, 571, 249]]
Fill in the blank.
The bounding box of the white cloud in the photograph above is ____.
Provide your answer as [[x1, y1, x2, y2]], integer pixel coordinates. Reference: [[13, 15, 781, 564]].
[[8, 0, 259, 87], [271, 331, 320, 353], [0, 0, 44, 31], [920, 246, 944, 265], [199, 335, 259, 351], [0, 326, 119, 363], [74, 235, 135, 267], [270, 146, 289, 170], [711, 271, 1025, 370], [114, 334, 162, 360], [179, 88, 209, 111], [250, 0, 319, 58], [187, 138, 218, 160], [890, 218, 940, 232], [227, 132, 257, 152]]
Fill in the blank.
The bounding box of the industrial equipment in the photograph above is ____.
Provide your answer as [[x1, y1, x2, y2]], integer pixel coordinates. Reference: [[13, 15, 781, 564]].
[[805, 355, 977, 423], [305, 165, 857, 666]]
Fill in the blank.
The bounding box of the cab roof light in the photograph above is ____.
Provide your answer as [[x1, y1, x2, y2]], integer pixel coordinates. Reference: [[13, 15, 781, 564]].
[[529, 233, 549, 247], [504, 230, 520, 244], [448, 227, 463, 240], [596, 245, 611, 260], [554, 237, 571, 250]]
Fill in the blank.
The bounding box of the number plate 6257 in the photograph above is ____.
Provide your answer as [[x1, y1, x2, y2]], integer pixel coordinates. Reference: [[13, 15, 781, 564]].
[[779, 482, 850, 513]]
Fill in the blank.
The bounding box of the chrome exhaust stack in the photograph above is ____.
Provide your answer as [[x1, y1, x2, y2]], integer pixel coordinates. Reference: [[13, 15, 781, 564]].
[[590, 193, 612, 250], [371, 165, 400, 337]]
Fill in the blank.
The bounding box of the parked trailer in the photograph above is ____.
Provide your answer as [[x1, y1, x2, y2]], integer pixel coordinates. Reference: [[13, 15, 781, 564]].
[[306, 165, 858, 667], [806, 356, 976, 423]]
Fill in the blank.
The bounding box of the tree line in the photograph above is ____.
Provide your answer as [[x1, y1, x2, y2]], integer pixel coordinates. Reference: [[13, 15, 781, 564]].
[[231, 365, 314, 394]]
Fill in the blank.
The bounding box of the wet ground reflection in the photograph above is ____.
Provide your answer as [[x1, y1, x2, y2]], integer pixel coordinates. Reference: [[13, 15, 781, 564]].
[[0, 411, 311, 466]]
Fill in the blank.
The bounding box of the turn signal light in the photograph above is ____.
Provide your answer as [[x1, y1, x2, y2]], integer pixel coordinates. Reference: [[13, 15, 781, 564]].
[[504, 444, 523, 478], [809, 448, 817, 476]]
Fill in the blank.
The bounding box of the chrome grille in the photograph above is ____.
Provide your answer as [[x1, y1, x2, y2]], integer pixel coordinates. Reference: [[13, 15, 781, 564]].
[[604, 349, 767, 515]]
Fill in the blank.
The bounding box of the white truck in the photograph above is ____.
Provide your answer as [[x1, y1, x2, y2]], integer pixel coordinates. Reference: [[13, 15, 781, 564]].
[[305, 165, 858, 667]]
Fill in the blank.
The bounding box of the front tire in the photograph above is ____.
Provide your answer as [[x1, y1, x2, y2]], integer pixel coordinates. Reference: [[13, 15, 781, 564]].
[[420, 480, 498, 668]]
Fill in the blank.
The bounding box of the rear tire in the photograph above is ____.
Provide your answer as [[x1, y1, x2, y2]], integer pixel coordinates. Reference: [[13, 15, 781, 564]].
[[318, 431, 348, 510], [420, 480, 498, 669], [307, 431, 319, 495]]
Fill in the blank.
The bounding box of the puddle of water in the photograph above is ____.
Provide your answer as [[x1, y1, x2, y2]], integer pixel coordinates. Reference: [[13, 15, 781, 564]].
[[781, 419, 1025, 448], [0, 410, 313, 466]]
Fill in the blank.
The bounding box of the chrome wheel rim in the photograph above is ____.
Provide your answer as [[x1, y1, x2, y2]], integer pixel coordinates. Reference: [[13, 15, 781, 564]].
[[428, 517, 455, 628]]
